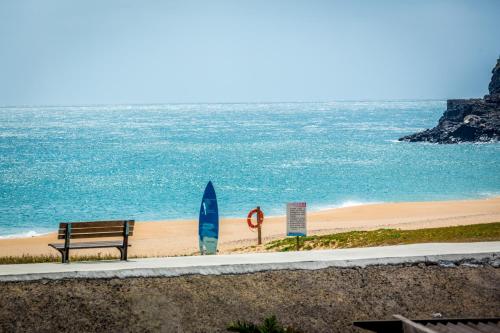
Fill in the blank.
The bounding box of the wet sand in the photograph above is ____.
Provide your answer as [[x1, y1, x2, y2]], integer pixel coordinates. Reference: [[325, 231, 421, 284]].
[[0, 197, 499, 258]]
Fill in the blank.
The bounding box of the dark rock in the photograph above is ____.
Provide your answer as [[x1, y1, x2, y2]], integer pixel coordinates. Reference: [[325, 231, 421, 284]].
[[491, 258, 500, 268], [399, 58, 500, 143], [488, 57, 500, 96], [437, 260, 456, 268]]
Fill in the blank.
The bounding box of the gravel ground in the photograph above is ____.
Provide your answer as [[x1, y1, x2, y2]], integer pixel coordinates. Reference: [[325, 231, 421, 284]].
[[0, 263, 499, 332]]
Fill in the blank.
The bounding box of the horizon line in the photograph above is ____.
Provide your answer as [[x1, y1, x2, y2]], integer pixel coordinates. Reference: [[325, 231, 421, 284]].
[[0, 98, 451, 109]]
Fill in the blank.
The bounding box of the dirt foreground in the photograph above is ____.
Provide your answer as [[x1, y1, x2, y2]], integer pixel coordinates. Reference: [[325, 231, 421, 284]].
[[1, 263, 499, 332]]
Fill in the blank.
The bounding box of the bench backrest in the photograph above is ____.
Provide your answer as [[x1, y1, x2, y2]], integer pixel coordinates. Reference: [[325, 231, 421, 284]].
[[58, 220, 135, 240]]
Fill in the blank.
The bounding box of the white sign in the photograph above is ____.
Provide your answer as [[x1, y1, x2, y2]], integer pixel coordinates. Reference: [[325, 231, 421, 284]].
[[286, 202, 307, 236]]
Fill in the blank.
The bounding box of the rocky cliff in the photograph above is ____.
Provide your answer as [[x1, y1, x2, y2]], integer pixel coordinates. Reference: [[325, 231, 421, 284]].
[[399, 58, 500, 143]]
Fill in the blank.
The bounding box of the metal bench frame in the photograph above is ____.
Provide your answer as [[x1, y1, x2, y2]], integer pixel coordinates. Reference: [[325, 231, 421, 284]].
[[48, 220, 134, 263]]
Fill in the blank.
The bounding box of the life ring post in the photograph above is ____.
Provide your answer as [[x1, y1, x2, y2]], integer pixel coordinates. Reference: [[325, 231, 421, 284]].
[[246, 206, 264, 245], [257, 206, 262, 245]]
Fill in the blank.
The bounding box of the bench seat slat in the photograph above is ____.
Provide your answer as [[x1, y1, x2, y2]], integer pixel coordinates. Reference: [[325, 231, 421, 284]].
[[58, 226, 134, 234], [60, 220, 135, 228], [57, 232, 132, 240], [49, 241, 130, 249]]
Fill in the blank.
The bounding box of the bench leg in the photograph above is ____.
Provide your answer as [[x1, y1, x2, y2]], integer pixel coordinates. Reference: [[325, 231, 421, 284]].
[[118, 247, 127, 261], [56, 248, 69, 263]]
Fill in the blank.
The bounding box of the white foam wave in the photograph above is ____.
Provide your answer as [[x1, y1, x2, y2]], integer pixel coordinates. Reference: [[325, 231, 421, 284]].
[[477, 191, 500, 199], [0, 230, 50, 239], [312, 200, 383, 212]]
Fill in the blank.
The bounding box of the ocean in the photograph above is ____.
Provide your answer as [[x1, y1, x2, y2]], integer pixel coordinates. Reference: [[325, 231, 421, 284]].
[[1, 101, 499, 237]]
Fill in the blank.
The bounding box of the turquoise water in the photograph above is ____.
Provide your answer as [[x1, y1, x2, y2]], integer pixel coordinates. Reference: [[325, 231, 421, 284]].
[[1, 101, 499, 237]]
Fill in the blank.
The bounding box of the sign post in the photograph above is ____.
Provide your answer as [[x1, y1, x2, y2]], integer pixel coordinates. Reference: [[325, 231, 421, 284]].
[[286, 202, 307, 251]]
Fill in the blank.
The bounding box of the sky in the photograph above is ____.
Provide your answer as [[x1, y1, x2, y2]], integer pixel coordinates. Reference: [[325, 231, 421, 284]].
[[0, 0, 499, 106]]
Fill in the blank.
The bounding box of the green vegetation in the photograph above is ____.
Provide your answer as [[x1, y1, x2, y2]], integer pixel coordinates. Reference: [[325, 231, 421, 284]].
[[0, 253, 128, 265], [265, 222, 500, 252], [227, 315, 302, 333]]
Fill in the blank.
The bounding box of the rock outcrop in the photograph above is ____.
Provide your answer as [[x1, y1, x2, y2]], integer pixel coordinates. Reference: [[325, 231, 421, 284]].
[[399, 58, 500, 143]]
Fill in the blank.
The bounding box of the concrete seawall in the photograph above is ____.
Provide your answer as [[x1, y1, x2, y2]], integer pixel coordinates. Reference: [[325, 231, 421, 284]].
[[0, 243, 499, 332], [1, 261, 499, 332]]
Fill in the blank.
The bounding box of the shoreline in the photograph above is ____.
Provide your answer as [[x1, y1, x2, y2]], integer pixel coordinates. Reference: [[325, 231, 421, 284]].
[[2, 195, 497, 239], [0, 200, 384, 239], [0, 196, 499, 258]]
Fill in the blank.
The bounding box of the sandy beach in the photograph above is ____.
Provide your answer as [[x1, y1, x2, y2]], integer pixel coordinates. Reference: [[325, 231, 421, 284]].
[[0, 197, 499, 258]]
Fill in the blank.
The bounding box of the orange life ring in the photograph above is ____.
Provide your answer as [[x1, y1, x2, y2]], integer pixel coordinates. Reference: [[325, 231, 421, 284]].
[[247, 208, 264, 229]]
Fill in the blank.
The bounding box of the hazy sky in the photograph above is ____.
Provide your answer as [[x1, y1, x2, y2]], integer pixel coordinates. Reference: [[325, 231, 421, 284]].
[[1, 0, 499, 106]]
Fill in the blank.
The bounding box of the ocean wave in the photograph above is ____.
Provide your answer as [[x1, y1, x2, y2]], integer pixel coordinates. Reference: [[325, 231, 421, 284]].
[[239, 200, 383, 218], [0, 230, 51, 239], [311, 200, 383, 212], [477, 191, 500, 198]]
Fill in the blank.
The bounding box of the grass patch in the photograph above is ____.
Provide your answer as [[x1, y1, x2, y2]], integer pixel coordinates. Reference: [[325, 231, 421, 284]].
[[0, 253, 128, 265], [265, 222, 500, 252], [228, 315, 302, 333]]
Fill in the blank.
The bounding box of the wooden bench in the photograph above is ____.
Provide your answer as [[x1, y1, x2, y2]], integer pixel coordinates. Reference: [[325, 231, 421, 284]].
[[48, 220, 135, 263]]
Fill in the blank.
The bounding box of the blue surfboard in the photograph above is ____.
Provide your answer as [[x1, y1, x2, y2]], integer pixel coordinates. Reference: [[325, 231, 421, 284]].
[[198, 181, 219, 255]]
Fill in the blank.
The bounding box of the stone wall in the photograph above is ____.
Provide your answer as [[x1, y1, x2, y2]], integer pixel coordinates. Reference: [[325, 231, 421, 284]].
[[0, 263, 499, 332]]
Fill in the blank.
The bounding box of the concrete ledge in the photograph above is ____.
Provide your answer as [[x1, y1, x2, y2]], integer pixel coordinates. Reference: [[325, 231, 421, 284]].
[[1, 242, 499, 282]]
